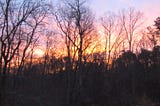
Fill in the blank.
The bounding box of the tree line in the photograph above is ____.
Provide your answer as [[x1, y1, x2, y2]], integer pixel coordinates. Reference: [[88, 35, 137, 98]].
[[0, 0, 160, 106]]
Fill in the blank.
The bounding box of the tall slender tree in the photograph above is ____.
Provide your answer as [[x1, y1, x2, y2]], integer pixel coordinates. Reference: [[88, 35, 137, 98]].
[[54, 0, 95, 105], [101, 12, 124, 70], [119, 8, 143, 51]]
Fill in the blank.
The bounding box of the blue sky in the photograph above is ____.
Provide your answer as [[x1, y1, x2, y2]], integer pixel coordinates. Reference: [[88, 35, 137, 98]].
[[89, 0, 160, 26]]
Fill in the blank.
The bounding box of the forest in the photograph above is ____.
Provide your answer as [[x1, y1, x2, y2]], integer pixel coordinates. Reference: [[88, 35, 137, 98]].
[[0, 0, 160, 106]]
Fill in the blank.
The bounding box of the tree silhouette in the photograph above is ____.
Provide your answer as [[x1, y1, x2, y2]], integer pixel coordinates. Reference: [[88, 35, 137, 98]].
[[0, 0, 50, 105], [101, 12, 124, 70], [119, 7, 143, 51], [154, 17, 160, 31]]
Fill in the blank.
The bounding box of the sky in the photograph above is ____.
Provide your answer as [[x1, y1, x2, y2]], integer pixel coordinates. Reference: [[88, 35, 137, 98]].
[[35, 0, 160, 57], [89, 0, 160, 26], [52, 0, 160, 26]]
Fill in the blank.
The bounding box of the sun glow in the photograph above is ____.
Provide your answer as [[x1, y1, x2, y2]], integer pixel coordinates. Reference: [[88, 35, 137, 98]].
[[34, 49, 45, 57]]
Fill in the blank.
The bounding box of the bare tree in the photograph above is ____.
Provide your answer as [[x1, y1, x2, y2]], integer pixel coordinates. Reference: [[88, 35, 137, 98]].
[[68, 1, 95, 105], [0, 0, 50, 75], [119, 7, 143, 51], [137, 28, 156, 51], [54, 5, 76, 72], [146, 26, 158, 47], [43, 31, 57, 74], [54, 0, 95, 105], [54, 3, 80, 105], [0, 0, 50, 104], [101, 12, 124, 70]]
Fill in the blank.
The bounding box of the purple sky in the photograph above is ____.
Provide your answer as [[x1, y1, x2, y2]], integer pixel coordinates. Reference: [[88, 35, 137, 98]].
[[53, 0, 160, 26], [89, 0, 160, 26]]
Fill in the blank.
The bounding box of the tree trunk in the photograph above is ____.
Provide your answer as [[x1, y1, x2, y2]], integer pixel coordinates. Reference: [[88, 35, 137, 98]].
[[0, 61, 8, 106], [129, 41, 132, 51], [107, 50, 111, 70]]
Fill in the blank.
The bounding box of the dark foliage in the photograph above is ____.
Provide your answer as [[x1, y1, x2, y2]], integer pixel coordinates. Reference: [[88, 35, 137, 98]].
[[0, 46, 160, 106], [154, 17, 160, 31]]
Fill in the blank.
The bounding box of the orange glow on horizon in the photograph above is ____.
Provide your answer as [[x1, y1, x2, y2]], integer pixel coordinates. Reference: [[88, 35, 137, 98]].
[[34, 49, 45, 57]]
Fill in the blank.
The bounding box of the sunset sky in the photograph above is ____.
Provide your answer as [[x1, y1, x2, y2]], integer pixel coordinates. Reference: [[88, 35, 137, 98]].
[[89, 0, 160, 26], [35, 0, 160, 57]]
